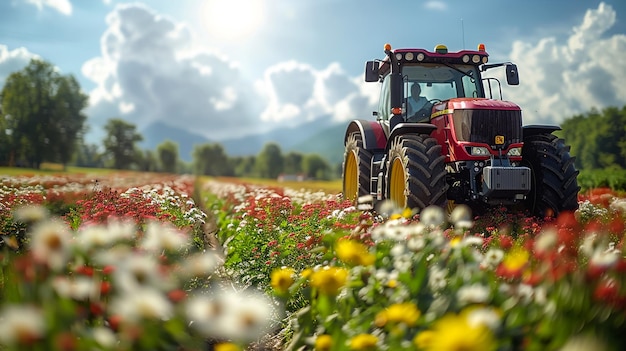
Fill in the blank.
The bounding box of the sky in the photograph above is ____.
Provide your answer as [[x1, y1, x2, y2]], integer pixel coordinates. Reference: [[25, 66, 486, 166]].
[[0, 0, 625, 144]]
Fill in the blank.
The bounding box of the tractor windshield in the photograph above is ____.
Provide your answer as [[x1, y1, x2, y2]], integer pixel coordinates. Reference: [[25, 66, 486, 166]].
[[402, 63, 483, 102]]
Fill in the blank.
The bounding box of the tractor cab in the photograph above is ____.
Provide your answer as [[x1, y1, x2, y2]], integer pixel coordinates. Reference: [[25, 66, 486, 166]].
[[366, 44, 520, 135]]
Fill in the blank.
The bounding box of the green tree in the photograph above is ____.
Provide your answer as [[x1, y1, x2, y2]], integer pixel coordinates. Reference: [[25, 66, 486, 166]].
[[302, 153, 330, 180], [193, 143, 232, 176], [157, 140, 179, 173], [74, 140, 103, 168], [1, 59, 88, 168], [49, 75, 88, 168], [233, 155, 256, 177], [256, 142, 284, 179], [102, 118, 143, 170], [561, 105, 626, 170], [284, 151, 304, 175], [137, 149, 158, 172]]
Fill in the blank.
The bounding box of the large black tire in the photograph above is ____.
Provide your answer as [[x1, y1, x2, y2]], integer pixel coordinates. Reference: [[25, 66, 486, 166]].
[[522, 133, 580, 218], [385, 134, 448, 210], [342, 132, 373, 203]]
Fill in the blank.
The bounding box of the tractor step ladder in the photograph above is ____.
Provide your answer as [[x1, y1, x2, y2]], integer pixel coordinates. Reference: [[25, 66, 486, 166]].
[[370, 154, 384, 196]]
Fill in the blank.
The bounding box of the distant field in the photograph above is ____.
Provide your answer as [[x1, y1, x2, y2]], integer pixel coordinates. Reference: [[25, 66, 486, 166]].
[[216, 176, 343, 194], [0, 166, 344, 195], [0, 164, 129, 176]]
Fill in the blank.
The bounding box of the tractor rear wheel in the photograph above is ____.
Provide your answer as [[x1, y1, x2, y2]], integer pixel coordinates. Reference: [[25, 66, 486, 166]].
[[522, 133, 580, 218], [385, 134, 448, 210], [342, 132, 373, 203]]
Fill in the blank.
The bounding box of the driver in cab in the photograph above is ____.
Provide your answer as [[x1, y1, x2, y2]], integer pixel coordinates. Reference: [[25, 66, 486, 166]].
[[407, 82, 433, 122]]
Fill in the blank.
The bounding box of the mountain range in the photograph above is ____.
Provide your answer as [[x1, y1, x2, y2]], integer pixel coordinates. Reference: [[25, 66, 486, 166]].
[[139, 118, 349, 165]]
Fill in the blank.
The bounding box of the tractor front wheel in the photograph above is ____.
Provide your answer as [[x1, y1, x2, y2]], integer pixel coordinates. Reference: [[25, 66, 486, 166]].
[[522, 133, 580, 218], [385, 134, 448, 211], [342, 132, 373, 203]]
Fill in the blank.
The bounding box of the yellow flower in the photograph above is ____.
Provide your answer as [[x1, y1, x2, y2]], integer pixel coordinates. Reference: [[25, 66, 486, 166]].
[[376, 302, 421, 327], [418, 309, 497, 351], [502, 246, 529, 272], [414, 330, 435, 349], [215, 343, 241, 351], [336, 239, 375, 266], [449, 236, 462, 248], [349, 333, 378, 351], [310, 267, 349, 296], [301, 268, 313, 279], [270, 267, 295, 294], [315, 334, 333, 351]]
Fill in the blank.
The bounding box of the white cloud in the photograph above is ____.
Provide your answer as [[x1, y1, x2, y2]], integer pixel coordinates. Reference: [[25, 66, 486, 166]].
[[500, 2, 626, 125], [256, 61, 376, 126], [424, 1, 447, 11], [0, 45, 39, 87], [83, 3, 263, 141], [24, 0, 72, 15]]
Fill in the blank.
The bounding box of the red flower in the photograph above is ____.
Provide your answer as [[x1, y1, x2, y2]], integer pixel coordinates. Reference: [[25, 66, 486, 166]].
[[168, 289, 187, 303], [75, 265, 94, 276], [499, 236, 514, 250], [100, 281, 112, 295]]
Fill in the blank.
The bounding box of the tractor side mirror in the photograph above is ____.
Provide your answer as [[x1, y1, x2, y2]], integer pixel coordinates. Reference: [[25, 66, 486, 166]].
[[365, 61, 380, 82], [506, 64, 519, 86]]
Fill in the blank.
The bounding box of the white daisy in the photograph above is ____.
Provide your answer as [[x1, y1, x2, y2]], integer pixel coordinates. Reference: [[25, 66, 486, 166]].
[[466, 306, 501, 331], [179, 251, 222, 278], [0, 304, 46, 345], [29, 218, 72, 271], [457, 283, 491, 306], [140, 220, 191, 253], [109, 287, 173, 322], [419, 206, 446, 228], [187, 287, 277, 342], [13, 204, 49, 223]]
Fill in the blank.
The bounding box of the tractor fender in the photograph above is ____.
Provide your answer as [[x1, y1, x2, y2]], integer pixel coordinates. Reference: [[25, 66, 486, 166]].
[[386, 123, 437, 151], [344, 119, 386, 150], [523, 125, 561, 138]]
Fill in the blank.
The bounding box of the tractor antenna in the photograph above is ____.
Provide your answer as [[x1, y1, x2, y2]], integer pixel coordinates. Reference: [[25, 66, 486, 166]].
[[461, 18, 466, 49]]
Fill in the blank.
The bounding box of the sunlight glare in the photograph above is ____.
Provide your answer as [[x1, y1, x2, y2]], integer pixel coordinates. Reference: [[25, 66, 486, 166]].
[[201, 0, 266, 41]]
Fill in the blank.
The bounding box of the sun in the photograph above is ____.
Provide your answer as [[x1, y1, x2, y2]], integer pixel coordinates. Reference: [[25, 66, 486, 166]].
[[201, 0, 266, 41]]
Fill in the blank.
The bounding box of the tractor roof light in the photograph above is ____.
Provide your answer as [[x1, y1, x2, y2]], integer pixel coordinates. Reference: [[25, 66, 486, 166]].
[[405, 52, 414, 61], [384, 43, 392, 51], [472, 55, 481, 63], [435, 44, 448, 54], [462, 55, 470, 63], [478, 43, 486, 52], [416, 53, 425, 61]]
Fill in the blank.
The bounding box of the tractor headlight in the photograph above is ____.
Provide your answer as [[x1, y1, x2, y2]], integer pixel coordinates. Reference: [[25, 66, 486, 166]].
[[507, 147, 522, 156], [470, 147, 490, 156]]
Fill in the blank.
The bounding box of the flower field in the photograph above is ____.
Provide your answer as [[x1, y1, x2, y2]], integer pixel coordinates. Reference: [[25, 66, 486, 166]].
[[1, 172, 626, 350]]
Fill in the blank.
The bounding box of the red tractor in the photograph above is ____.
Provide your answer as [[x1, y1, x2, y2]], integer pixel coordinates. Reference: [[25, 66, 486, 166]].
[[342, 43, 580, 217]]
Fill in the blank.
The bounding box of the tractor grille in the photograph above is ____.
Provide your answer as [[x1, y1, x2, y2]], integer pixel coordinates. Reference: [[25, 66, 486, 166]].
[[452, 109, 522, 148]]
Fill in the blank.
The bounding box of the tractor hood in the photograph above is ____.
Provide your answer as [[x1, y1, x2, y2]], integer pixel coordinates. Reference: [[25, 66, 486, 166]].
[[432, 98, 521, 116]]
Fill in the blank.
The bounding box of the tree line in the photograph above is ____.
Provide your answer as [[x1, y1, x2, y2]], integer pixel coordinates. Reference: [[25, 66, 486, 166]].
[[0, 59, 337, 179], [559, 105, 626, 170], [1, 58, 624, 179]]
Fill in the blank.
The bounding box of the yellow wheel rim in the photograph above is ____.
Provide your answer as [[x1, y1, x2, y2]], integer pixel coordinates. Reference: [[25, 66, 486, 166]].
[[446, 200, 456, 215], [390, 158, 407, 209], [343, 151, 358, 202]]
